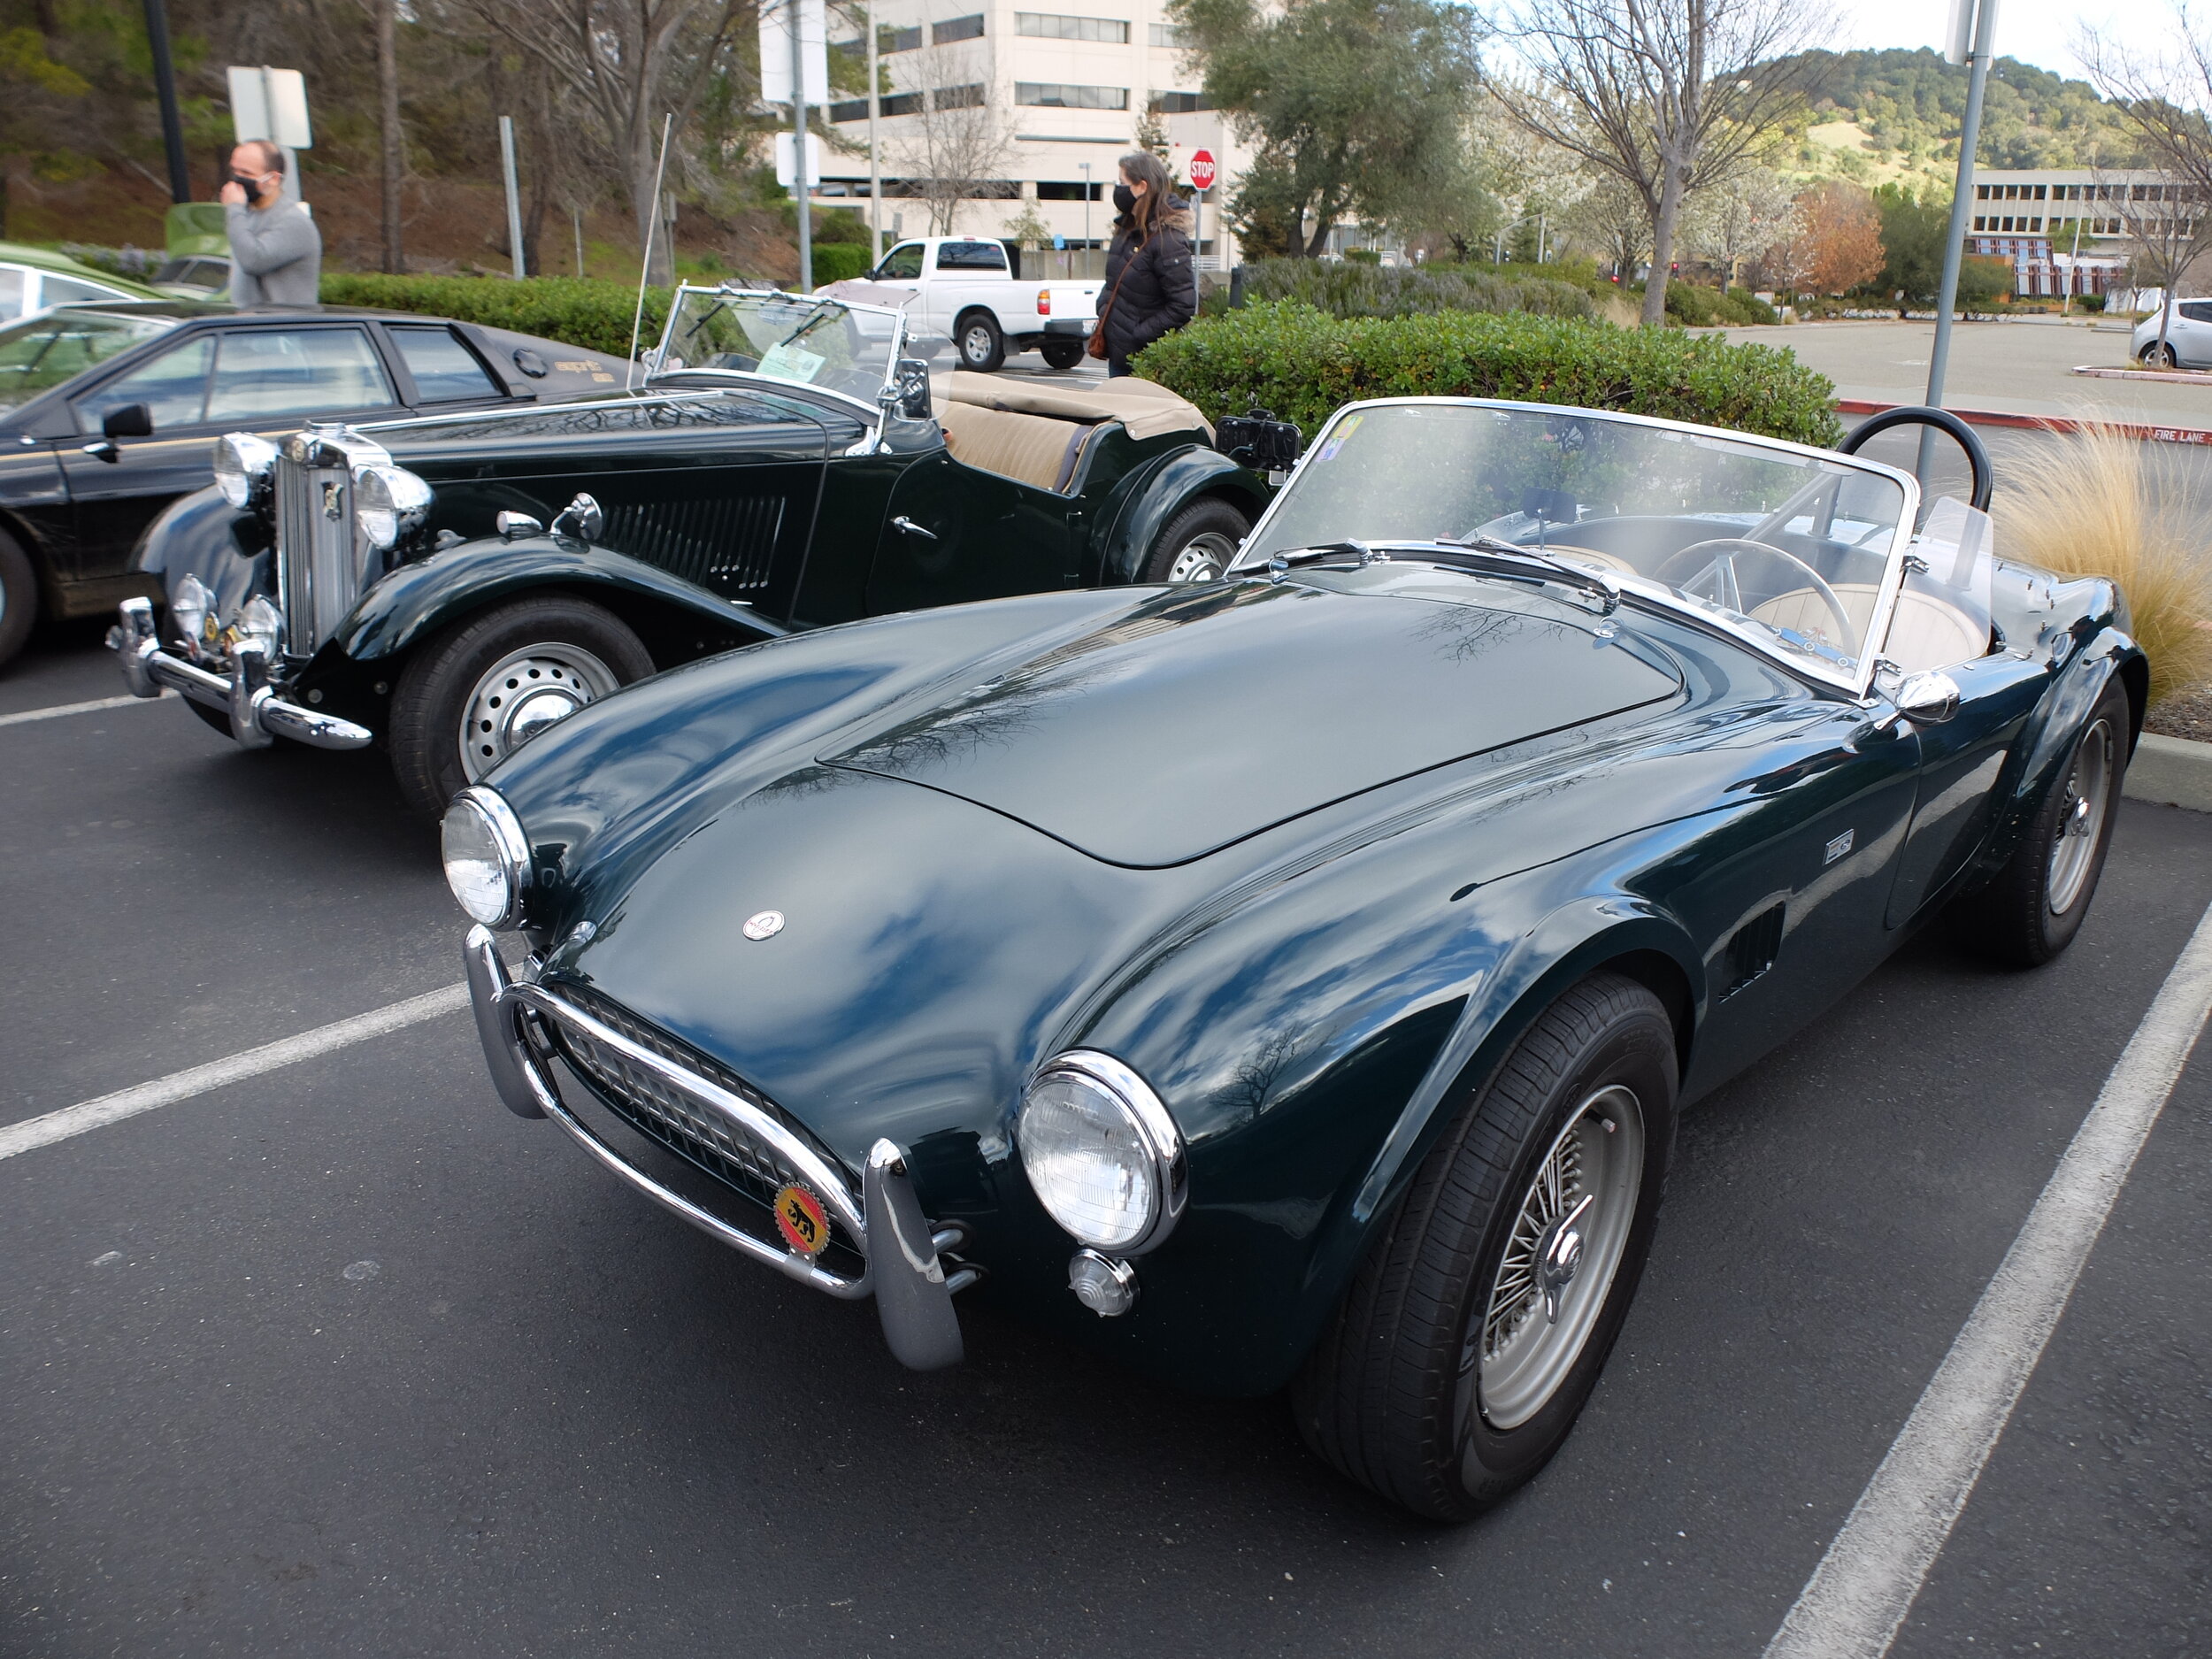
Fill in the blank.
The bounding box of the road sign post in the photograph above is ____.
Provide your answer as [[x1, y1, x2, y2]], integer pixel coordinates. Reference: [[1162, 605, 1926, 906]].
[[1189, 150, 1216, 265], [1922, 0, 2000, 482]]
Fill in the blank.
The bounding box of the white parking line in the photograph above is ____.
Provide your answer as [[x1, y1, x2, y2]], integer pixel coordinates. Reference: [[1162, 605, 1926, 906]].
[[0, 690, 169, 729], [0, 982, 469, 1162], [1764, 898, 2212, 1659]]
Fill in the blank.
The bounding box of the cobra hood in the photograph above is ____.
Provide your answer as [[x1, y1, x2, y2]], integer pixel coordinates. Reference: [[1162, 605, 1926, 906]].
[[821, 577, 1682, 866]]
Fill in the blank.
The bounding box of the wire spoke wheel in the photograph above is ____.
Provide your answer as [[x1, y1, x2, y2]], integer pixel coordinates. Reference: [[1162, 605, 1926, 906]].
[[2047, 716, 2115, 916], [459, 643, 620, 782], [1469, 1083, 1645, 1432]]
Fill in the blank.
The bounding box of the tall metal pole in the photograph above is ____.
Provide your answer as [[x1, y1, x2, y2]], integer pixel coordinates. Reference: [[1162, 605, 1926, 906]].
[[1922, 0, 1999, 480], [867, 0, 882, 263], [791, 0, 812, 290], [499, 115, 526, 278], [140, 0, 190, 203]]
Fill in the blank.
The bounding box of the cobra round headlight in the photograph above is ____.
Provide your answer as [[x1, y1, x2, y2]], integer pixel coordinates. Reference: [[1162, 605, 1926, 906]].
[[1017, 1051, 1186, 1254], [441, 786, 531, 929], [355, 464, 434, 553], [211, 432, 277, 509]]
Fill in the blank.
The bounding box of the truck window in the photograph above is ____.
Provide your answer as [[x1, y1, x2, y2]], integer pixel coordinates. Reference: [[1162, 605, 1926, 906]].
[[875, 243, 925, 280], [936, 241, 1008, 271]]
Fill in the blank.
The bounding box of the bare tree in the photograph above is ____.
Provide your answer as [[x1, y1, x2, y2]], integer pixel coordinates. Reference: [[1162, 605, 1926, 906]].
[[883, 46, 1016, 235], [1491, 0, 1820, 325], [1683, 163, 1791, 288], [1560, 169, 1653, 275], [465, 0, 747, 281]]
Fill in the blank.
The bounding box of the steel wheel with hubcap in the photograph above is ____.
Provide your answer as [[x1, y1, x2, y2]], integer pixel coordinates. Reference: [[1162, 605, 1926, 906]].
[[1294, 971, 1677, 1520], [1141, 498, 1250, 584], [389, 594, 654, 817], [956, 312, 1005, 373], [2142, 343, 2181, 369]]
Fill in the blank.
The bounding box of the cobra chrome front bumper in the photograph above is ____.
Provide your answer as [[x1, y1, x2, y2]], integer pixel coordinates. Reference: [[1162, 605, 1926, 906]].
[[462, 926, 972, 1371], [106, 597, 373, 751]]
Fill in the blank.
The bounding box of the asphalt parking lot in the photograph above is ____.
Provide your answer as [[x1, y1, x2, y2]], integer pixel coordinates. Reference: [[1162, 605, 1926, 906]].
[[4, 627, 2209, 1658]]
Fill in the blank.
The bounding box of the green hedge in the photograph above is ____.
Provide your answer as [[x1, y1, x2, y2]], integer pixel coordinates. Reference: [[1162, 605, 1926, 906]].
[[319, 274, 672, 357], [1133, 302, 1842, 447], [1661, 283, 1781, 327], [1240, 257, 1595, 321], [810, 242, 872, 283]]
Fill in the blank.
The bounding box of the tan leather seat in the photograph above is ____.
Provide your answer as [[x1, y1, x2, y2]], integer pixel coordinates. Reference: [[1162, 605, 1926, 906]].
[[1749, 582, 1985, 672], [1546, 545, 1636, 575], [938, 401, 1096, 493]]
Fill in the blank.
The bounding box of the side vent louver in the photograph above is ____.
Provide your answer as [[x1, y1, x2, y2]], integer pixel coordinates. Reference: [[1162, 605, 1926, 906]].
[[600, 495, 786, 594], [1718, 903, 1786, 1002]]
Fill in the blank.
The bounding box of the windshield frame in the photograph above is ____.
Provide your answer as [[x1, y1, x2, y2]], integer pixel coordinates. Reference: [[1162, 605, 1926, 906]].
[[1227, 396, 1924, 698], [644, 282, 907, 422]]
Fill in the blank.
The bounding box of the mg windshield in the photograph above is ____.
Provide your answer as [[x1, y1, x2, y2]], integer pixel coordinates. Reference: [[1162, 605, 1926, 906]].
[[0, 310, 177, 413], [1242, 402, 1913, 682], [651, 288, 899, 403]]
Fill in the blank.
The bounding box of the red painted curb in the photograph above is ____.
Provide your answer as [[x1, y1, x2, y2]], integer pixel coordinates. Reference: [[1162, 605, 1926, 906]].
[[1834, 397, 2212, 446]]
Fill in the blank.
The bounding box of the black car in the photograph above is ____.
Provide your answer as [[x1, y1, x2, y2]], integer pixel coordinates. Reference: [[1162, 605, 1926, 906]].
[[0, 302, 626, 664]]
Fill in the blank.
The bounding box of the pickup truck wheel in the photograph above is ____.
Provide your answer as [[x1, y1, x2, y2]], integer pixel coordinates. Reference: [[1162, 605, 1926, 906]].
[[388, 595, 653, 816], [1141, 498, 1249, 583], [1039, 339, 1087, 371], [0, 526, 36, 666], [1292, 972, 1677, 1521], [956, 311, 1006, 373], [1955, 681, 2129, 967]]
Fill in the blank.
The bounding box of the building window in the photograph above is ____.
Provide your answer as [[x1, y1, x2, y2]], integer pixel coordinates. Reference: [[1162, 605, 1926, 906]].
[[933, 13, 985, 43], [830, 99, 868, 123], [933, 82, 985, 109], [1976, 184, 1990, 200], [1016, 81, 1128, 109], [1150, 91, 1211, 112], [879, 24, 921, 52], [880, 91, 922, 116], [1036, 180, 1104, 201], [1149, 22, 1188, 45], [1972, 216, 1985, 230], [1016, 12, 1129, 41]]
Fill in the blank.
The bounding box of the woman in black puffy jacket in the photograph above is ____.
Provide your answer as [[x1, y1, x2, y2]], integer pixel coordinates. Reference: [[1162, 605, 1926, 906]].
[[1096, 150, 1196, 378]]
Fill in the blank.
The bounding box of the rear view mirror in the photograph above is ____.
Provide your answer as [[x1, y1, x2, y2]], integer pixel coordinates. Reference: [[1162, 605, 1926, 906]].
[[1521, 488, 1578, 524], [103, 403, 153, 440], [886, 357, 933, 420], [1216, 409, 1302, 472]]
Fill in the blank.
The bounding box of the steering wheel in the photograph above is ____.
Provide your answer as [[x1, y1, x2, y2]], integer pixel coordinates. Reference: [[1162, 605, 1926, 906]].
[[1654, 537, 1856, 646], [1835, 404, 1993, 511]]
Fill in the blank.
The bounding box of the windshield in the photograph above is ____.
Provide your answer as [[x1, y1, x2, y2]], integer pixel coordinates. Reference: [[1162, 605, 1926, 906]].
[[1242, 402, 1912, 680], [0, 310, 176, 413], [651, 288, 900, 403]]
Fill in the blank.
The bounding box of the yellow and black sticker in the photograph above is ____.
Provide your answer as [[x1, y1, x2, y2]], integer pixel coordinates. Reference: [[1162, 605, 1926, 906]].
[[773, 1183, 831, 1258]]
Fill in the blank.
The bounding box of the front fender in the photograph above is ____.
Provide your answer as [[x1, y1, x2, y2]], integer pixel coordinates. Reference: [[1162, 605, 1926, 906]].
[[1094, 446, 1267, 586], [333, 534, 784, 664], [131, 484, 273, 622]]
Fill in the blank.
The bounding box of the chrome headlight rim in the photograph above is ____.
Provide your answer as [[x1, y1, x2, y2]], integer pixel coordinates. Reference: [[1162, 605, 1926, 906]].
[[442, 784, 532, 930], [353, 464, 434, 553], [211, 431, 279, 510], [1018, 1048, 1187, 1256]]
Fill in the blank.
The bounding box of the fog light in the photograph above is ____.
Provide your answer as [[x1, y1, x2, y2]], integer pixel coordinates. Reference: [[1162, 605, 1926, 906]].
[[1068, 1249, 1137, 1317], [234, 595, 283, 661], [169, 572, 211, 656]]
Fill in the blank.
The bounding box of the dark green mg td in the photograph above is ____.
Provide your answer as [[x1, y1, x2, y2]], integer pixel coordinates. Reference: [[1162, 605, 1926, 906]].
[[106, 285, 1290, 812]]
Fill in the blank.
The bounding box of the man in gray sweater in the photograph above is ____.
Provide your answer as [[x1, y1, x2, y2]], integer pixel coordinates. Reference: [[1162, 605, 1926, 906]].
[[221, 141, 321, 306]]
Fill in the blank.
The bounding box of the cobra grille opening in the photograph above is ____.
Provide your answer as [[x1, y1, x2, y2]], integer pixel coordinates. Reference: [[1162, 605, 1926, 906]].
[[1718, 902, 1786, 1002], [537, 985, 864, 1270]]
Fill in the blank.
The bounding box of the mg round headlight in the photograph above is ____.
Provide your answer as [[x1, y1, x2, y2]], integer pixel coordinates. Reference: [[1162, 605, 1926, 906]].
[[1017, 1051, 1186, 1254], [167, 572, 212, 653], [234, 594, 284, 660], [211, 432, 277, 509], [441, 786, 531, 929], [355, 465, 434, 553]]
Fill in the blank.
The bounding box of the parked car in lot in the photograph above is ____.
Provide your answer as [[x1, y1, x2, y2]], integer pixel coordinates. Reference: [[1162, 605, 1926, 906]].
[[110, 285, 1286, 811], [448, 397, 2140, 1520], [2132, 300, 2212, 367], [0, 241, 169, 321], [818, 236, 1101, 371], [0, 301, 624, 664]]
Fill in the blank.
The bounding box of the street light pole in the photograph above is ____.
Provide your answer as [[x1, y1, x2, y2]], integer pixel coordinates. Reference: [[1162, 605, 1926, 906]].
[[1081, 160, 1093, 261], [791, 0, 811, 290], [867, 0, 881, 263], [1922, 0, 2000, 482]]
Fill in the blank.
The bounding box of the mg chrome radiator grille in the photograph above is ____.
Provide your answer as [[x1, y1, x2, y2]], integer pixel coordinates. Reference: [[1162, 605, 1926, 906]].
[[273, 453, 357, 656], [539, 985, 863, 1264]]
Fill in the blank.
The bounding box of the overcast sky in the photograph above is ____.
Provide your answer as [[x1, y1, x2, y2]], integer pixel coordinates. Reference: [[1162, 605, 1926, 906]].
[[1847, 0, 2096, 81]]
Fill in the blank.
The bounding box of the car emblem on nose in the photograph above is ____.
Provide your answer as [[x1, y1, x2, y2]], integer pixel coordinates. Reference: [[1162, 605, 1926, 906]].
[[321, 480, 344, 520], [743, 910, 785, 941]]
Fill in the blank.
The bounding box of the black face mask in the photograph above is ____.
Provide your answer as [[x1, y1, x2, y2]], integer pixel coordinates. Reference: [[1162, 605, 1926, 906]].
[[1112, 182, 1138, 215], [234, 172, 267, 197]]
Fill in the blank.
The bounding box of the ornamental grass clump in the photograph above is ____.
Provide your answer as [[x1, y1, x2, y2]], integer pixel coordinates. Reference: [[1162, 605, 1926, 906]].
[[1994, 423, 2212, 705]]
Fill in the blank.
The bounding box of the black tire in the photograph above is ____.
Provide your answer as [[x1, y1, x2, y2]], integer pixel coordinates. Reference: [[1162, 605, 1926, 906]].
[[1293, 972, 1678, 1521], [388, 594, 653, 817], [1040, 339, 1087, 371], [2141, 343, 2179, 369], [0, 526, 37, 667], [1955, 681, 2130, 968], [1140, 498, 1249, 584], [956, 311, 1006, 373]]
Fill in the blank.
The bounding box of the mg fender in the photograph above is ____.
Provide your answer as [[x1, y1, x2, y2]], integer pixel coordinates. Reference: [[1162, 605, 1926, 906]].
[[1093, 446, 1266, 587]]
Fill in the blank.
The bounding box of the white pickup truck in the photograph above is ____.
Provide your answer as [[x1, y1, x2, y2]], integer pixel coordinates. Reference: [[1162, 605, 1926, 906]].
[[818, 236, 1101, 373]]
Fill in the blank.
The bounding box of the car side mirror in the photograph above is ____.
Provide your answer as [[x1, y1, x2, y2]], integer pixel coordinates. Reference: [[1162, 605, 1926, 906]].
[[103, 403, 154, 440], [884, 357, 933, 420], [1894, 669, 1960, 725]]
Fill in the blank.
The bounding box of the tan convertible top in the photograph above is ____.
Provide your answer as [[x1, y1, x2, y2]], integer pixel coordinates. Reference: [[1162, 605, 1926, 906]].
[[933, 370, 1212, 442]]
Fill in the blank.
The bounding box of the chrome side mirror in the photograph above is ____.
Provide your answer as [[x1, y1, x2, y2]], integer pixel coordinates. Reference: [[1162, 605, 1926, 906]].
[[550, 492, 603, 542], [1895, 669, 1961, 725], [884, 357, 933, 421]]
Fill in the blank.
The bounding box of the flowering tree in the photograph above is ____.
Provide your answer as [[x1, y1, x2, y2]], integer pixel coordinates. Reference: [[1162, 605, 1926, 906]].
[[1772, 180, 1882, 296]]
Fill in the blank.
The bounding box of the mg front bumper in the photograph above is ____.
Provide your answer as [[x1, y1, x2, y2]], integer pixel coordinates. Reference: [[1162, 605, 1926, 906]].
[[107, 597, 373, 752], [462, 927, 973, 1371]]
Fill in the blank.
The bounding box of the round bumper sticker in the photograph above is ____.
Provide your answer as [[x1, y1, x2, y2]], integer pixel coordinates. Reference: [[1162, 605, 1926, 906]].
[[774, 1183, 831, 1257]]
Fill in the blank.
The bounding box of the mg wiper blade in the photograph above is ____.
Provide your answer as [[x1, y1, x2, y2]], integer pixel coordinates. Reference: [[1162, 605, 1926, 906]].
[[1428, 537, 1622, 615]]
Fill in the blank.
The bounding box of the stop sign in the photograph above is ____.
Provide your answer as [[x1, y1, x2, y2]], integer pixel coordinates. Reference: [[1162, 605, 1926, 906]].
[[1188, 150, 1217, 191]]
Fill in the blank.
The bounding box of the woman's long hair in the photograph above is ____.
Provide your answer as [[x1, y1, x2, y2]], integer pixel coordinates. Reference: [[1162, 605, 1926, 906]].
[[1116, 150, 1190, 240]]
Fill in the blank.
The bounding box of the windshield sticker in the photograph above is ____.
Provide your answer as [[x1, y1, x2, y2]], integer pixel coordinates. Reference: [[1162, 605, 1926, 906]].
[[758, 341, 827, 383], [1315, 413, 1363, 463]]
